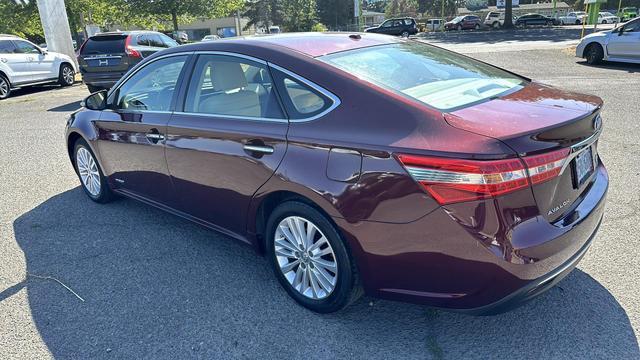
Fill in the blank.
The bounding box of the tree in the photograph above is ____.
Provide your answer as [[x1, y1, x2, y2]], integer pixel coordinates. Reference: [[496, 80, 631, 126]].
[[280, 0, 318, 31], [0, 1, 43, 41], [316, 0, 352, 29], [504, 0, 514, 28], [243, 0, 284, 30], [126, 0, 244, 31], [385, 0, 418, 18]]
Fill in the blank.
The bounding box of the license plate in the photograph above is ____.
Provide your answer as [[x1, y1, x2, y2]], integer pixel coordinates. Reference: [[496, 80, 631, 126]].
[[574, 146, 594, 186]]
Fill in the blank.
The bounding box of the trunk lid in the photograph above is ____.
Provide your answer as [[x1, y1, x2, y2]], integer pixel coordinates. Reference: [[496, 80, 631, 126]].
[[78, 34, 132, 74], [445, 82, 603, 222]]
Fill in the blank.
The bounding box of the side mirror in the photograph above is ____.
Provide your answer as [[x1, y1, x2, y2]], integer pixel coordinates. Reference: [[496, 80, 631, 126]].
[[82, 90, 108, 110]]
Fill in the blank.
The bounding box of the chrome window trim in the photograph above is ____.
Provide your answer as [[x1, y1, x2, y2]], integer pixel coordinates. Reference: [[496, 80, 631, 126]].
[[107, 50, 341, 124], [268, 63, 341, 122], [173, 111, 288, 123], [558, 118, 603, 175]]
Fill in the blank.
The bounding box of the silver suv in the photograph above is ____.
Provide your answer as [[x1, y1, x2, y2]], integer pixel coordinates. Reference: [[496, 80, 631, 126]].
[[0, 35, 77, 100]]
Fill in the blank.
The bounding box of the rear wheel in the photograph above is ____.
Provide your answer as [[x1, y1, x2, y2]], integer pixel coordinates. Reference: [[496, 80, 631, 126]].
[[0, 75, 10, 100], [457, 24, 462, 31], [585, 43, 604, 65], [575, 20, 581, 25], [266, 201, 362, 313], [58, 63, 75, 86], [493, 21, 501, 29], [73, 138, 114, 203], [401, 30, 409, 37], [474, 24, 480, 30]]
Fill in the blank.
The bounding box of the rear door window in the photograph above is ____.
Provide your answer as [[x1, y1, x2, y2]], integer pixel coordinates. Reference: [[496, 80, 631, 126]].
[[13, 40, 40, 54], [81, 36, 126, 55], [271, 69, 334, 120], [0, 40, 17, 54], [148, 34, 166, 48]]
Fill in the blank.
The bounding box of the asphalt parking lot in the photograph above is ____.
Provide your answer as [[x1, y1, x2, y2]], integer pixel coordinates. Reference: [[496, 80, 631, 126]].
[[1, 42, 639, 359]]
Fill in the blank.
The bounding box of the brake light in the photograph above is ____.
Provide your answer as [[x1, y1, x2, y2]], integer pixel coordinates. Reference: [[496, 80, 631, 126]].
[[125, 35, 141, 58], [398, 149, 570, 205], [523, 148, 570, 185]]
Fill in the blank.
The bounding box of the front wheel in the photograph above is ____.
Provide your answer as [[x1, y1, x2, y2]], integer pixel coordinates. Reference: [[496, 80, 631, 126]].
[[73, 139, 114, 203], [474, 24, 480, 30], [266, 201, 362, 313], [0, 75, 10, 100], [585, 43, 604, 65], [401, 30, 409, 37], [457, 24, 462, 31], [58, 63, 75, 86]]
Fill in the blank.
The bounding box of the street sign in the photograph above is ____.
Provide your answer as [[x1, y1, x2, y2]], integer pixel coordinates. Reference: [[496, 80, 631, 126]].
[[497, 0, 520, 8]]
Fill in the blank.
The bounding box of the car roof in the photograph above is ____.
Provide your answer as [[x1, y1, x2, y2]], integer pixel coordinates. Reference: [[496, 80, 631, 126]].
[[91, 31, 161, 38], [174, 32, 401, 58]]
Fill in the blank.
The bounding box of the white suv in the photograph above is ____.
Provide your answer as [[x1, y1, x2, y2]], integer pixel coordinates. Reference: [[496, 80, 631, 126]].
[[0, 35, 77, 100]]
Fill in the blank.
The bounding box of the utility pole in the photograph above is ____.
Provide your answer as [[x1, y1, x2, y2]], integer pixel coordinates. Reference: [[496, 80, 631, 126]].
[[36, 0, 77, 67]]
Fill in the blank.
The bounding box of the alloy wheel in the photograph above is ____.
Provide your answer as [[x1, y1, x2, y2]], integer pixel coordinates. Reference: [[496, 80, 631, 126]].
[[76, 147, 101, 196], [0, 77, 8, 98], [63, 66, 74, 85], [274, 216, 338, 300]]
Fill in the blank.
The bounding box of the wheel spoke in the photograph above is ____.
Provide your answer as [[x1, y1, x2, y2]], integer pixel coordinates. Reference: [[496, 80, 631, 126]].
[[275, 237, 298, 253], [278, 225, 300, 250], [308, 268, 320, 298], [312, 267, 334, 292], [280, 259, 300, 274], [313, 258, 337, 273]]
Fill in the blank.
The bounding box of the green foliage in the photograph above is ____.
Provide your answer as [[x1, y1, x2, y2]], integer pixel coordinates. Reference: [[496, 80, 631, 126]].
[[316, 0, 353, 29], [385, 0, 418, 17], [126, 0, 244, 31], [243, 0, 285, 30], [416, 0, 457, 18], [0, 1, 43, 41], [311, 22, 328, 31], [280, 0, 319, 31]]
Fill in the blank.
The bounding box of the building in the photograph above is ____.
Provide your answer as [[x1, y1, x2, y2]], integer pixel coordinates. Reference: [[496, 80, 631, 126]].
[[178, 16, 258, 41], [457, 2, 572, 18], [362, 10, 386, 27]]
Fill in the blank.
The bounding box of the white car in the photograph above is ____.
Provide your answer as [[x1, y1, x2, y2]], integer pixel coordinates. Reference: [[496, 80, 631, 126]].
[[0, 35, 77, 100], [201, 34, 220, 42], [559, 11, 587, 25], [425, 18, 444, 31], [598, 12, 620, 24], [576, 17, 640, 64]]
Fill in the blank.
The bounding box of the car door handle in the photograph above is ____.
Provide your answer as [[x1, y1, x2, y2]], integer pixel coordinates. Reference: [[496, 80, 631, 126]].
[[243, 144, 274, 154], [145, 133, 165, 141]]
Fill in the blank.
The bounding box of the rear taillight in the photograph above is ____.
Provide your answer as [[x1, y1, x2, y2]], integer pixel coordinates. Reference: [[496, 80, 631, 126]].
[[398, 149, 570, 205], [125, 35, 141, 58]]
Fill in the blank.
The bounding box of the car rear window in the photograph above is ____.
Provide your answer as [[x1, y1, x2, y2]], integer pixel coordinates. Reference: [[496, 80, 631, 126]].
[[81, 35, 126, 55], [320, 42, 525, 111]]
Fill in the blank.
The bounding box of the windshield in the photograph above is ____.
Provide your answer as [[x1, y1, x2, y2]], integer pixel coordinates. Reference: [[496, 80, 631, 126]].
[[451, 16, 464, 22], [320, 42, 525, 111]]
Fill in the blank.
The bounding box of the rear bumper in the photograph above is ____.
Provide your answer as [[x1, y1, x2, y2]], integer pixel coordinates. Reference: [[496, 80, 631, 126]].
[[334, 161, 608, 313], [80, 71, 127, 88]]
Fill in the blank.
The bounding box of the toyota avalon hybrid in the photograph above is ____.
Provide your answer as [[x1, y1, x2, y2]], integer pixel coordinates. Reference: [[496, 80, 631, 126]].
[[66, 33, 607, 314]]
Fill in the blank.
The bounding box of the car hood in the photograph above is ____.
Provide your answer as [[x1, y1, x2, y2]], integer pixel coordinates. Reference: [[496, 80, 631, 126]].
[[443, 81, 602, 144], [583, 30, 612, 40]]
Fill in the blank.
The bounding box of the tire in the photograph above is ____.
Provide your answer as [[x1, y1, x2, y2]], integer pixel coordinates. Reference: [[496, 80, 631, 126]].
[[602, 20, 607, 24], [585, 43, 604, 65], [575, 20, 581, 25], [266, 201, 363, 313], [0, 74, 10, 100], [401, 30, 409, 37], [73, 138, 114, 203], [474, 24, 480, 30], [58, 63, 75, 86], [457, 24, 462, 31], [493, 21, 501, 29]]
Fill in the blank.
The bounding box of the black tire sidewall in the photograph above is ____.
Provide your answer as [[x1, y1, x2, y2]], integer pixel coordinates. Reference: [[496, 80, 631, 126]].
[[587, 44, 603, 64], [59, 64, 74, 86], [73, 138, 112, 203], [266, 201, 356, 313], [0, 75, 10, 100]]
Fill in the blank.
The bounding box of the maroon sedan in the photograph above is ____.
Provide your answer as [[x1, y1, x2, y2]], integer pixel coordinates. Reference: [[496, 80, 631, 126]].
[[66, 33, 607, 314]]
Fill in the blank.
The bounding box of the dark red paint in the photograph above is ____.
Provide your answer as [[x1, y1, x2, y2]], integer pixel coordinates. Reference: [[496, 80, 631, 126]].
[[66, 33, 608, 313]]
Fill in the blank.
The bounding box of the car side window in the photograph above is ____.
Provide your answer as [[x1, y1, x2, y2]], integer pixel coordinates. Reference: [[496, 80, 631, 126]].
[[136, 34, 150, 46], [112, 55, 187, 111], [148, 34, 166, 48], [13, 40, 40, 54], [183, 54, 284, 119], [271, 69, 334, 120], [0, 40, 17, 54], [623, 19, 640, 32], [159, 33, 178, 47], [382, 20, 393, 27]]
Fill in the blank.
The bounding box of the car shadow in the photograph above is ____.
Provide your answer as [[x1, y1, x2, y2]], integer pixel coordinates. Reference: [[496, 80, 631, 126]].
[[47, 100, 82, 112], [7, 83, 80, 100], [577, 60, 640, 73], [10, 188, 639, 358]]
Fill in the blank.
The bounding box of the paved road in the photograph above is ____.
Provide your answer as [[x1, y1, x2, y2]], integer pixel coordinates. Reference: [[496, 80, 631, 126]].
[[0, 45, 639, 359]]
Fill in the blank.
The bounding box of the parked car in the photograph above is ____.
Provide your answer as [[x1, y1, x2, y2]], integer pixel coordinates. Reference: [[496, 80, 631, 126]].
[[201, 34, 220, 42], [619, 7, 638, 21], [67, 33, 607, 314], [598, 12, 620, 24], [559, 11, 587, 25], [268, 26, 281, 34], [516, 13, 557, 27], [364, 17, 418, 37], [0, 35, 77, 100], [444, 15, 482, 31], [577, 16, 640, 64], [77, 31, 179, 93], [484, 12, 517, 28], [425, 18, 444, 31]]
